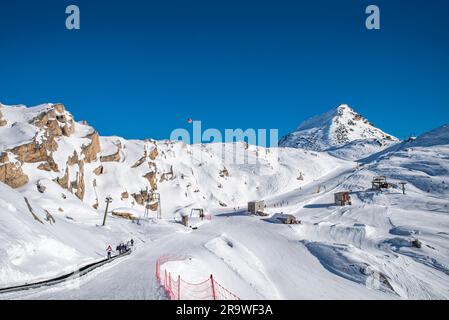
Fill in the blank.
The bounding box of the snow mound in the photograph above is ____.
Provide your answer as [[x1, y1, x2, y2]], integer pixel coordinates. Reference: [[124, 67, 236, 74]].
[[205, 234, 281, 299]]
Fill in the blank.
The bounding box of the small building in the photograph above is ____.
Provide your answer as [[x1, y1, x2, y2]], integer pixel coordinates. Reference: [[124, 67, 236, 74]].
[[275, 214, 300, 225], [372, 176, 390, 190], [248, 200, 264, 215], [334, 192, 352, 206]]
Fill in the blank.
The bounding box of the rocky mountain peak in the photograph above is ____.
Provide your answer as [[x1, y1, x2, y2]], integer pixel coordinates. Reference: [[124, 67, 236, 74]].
[[279, 104, 398, 159]]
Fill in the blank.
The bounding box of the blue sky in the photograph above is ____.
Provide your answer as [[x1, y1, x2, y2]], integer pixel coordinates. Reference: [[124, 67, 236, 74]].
[[1, 0, 448, 142]]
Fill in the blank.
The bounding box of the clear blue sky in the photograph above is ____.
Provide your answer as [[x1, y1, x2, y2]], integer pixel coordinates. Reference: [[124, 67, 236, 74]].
[[1, 0, 448, 141]]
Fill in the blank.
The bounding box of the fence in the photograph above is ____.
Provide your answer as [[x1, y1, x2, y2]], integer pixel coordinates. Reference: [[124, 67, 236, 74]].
[[155, 255, 240, 300]]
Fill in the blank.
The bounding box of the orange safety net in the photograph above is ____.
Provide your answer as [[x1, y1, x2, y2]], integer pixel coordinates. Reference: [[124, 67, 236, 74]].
[[155, 255, 240, 300]]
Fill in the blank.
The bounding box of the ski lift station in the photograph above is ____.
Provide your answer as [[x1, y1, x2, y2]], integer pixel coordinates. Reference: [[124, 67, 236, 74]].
[[372, 176, 391, 190], [334, 192, 352, 206], [248, 200, 264, 214]]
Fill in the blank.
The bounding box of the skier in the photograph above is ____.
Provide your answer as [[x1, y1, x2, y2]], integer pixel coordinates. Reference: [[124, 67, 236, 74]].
[[131, 239, 134, 247]]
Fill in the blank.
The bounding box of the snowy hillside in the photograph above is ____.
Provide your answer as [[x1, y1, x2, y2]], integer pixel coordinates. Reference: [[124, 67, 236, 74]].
[[0, 102, 344, 287], [1, 101, 449, 300], [279, 105, 399, 160]]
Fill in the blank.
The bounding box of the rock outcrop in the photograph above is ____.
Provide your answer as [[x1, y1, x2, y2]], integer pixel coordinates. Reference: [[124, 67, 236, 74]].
[[160, 165, 175, 182], [148, 146, 158, 160], [93, 165, 104, 176], [37, 157, 59, 172], [10, 136, 56, 163], [219, 167, 229, 178], [143, 171, 158, 191], [131, 153, 147, 168], [132, 190, 150, 206], [100, 143, 121, 163], [0, 153, 29, 188], [121, 191, 129, 200], [31, 104, 75, 138], [73, 161, 85, 200], [81, 131, 101, 163], [55, 167, 69, 189]]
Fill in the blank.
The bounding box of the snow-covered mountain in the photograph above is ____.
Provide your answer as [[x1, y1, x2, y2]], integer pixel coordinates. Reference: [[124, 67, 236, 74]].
[[0, 102, 344, 287], [279, 105, 399, 160], [1, 101, 449, 300]]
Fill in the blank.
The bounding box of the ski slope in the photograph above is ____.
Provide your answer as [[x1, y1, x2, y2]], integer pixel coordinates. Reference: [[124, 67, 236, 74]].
[[1, 103, 449, 300]]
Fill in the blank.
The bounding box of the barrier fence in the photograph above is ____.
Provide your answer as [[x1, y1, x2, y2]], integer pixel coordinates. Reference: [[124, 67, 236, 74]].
[[155, 255, 240, 300]]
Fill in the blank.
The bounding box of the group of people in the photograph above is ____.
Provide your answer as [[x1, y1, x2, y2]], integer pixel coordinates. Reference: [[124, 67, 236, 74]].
[[116, 239, 134, 255]]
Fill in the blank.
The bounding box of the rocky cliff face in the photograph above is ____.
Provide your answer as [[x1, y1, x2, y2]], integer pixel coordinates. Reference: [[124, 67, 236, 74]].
[[0, 103, 162, 211]]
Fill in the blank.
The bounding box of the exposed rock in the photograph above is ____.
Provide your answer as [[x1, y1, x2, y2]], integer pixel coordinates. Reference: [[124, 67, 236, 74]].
[[93, 165, 104, 176], [148, 202, 159, 211], [0, 107, 7, 126], [0, 161, 29, 188], [45, 210, 56, 224], [37, 157, 59, 172], [131, 155, 146, 168], [160, 166, 174, 182], [31, 109, 57, 128], [219, 167, 229, 178], [81, 131, 101, 163], [143, 171, 158, 191], [46, 119, 63, 136], [24, 197, 44, 224], [148, 161, 157, 172], [112, 210, 138, 221], [62, 119, 75, 137], [132, 193, 145, 205], [121, 191, 129, 200], [131, 189, 157, 206], [73, 161, 85, 200], [0, 152, 9, 163], [56, 114, 67, 122], [11, 140, 47, 163], [55, 167, 69, 189], [67, 151, 80, 166], [148, 147, 159, 160], [36, 181, 46, 193], [53, 103, 66, 114], [100, 149, 121, 162], [100, 141, 121, 163]]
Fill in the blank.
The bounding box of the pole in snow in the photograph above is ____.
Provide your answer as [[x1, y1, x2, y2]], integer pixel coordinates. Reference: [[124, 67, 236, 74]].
[[399, 182, 407, 195], [102, 196, 113, 226]]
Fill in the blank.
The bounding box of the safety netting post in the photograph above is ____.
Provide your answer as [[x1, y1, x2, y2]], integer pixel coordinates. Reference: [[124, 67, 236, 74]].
[[210, 274, 217, 300], [178, 275, 181, 300]]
